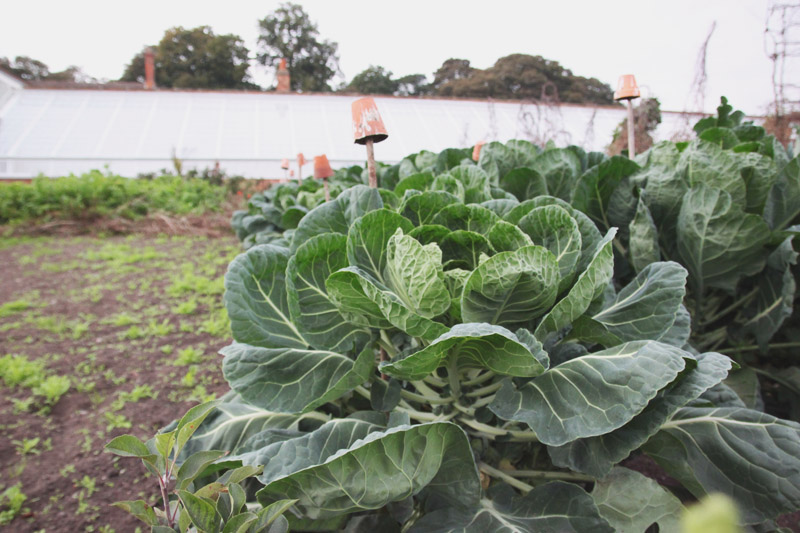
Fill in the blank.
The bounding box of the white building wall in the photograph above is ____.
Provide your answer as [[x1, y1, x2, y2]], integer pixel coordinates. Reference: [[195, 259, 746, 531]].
[[0, 88, 716, 179]]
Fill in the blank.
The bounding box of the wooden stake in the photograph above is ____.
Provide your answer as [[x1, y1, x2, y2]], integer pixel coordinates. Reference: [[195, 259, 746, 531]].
[[626, 100, 636, 158], [323, 178, 330, 202], [366, 139, 377, 188]]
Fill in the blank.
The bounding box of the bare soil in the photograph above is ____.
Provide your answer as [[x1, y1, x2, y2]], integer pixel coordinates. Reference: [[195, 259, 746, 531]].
[[0, 231, 240, 532]]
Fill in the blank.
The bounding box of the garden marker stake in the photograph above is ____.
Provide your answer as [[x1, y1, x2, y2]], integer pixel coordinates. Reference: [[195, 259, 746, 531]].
[[280, 158, 290, 182], [297, 152, 306, 183], [314, 155, 334, 201], [614, 74, 641, 157], [352, 97, 388, 188], [472, 140, 485, 162]]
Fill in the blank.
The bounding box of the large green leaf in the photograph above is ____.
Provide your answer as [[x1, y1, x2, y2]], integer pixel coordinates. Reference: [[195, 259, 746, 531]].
[[291, 185, 383, 251], [678, 140, 747, 206], [677, 185, 769, 293], [385, 229, 451, 319], [505, 196, 601, 272], [591, 467, 684, 533], [177, 394, 301, 457], [739, 152, 778, 214], [517, 205, 582, 291], [591, 261, 687, 343], [490, 340, 689, 446], [233, 417, 384, 483], [224, 245, 307, 349], [639, 165, 687, 248], [548, 351, 731, 477], [287, 234, 372, 353], [499, 167, 548, 202], [461, 246, 559, 328], [346, 209, 414, 283], [643, 406, 800, 524], [741, 236, 798, 351], [477, 141, 512, 184], [409, 482, 613, 533], [446, 166, 493, 203], [480, 199, 519, 219], [532, 148, 583, 201], [395, 173, 435, 197], [572, 156, 641, 230], [381, 323, 547, 381], [400, 190, 460, 226], [222, 342, 374, 414], [327, 267, 448, 342], [764, 155, 800, 229], [627, 197, 660, 273], [534, 229, 616, 341], [256, 422, 481, 520], [487, 221, 533, 253], [439, 230, 493, 270], [432, 204, 499, 235]]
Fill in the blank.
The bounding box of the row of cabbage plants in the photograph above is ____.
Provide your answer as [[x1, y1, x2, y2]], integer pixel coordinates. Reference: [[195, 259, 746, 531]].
[[109, 100, 800, 532]]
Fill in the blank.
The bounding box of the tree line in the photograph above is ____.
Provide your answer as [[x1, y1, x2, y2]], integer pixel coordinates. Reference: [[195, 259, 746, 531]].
[[1, 2, 615, 106]]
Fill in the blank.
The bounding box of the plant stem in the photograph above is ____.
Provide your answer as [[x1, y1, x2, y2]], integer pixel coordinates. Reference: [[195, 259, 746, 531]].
[[459, 417, 539, 441], [506, 469, 595, 483], [379, 330, 399, 357], [395, 405, 457, 423], [462, 370, 496, 387], [447, 356, 461, 400], [465, 381, 502, 398], [157, 477, 173, 528], [400, 388, 452, 405], [698, 287, 759, 327], [478, 462, 534, 493], [725, 342, 800, 354], [423, 375, 447, 388]]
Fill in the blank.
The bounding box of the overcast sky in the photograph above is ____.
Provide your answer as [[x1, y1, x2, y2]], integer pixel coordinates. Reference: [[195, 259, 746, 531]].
[[1, 0, 793, 115]]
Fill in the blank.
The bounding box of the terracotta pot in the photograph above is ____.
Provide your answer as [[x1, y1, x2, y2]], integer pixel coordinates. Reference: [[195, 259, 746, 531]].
[[314, 155, 334, 179], [352, 97, 388, 145], [280, 158, 290, 170], [614, 74, 641, 101], [472, 140, 485, 162], [297, 153, 305, 167]]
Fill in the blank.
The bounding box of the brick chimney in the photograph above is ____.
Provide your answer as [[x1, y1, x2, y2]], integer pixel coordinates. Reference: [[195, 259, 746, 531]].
[[144, 47, 155, 90], [276, 58, 290, 93]]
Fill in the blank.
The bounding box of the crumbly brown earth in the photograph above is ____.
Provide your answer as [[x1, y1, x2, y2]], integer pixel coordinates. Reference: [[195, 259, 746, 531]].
[[0, 232, 240, 532]]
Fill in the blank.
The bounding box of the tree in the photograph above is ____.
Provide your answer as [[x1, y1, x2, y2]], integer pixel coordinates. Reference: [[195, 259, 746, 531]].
[[120, 26, 257, 90], [432, 54, 615, 105], [431, 58, 474, 91], [396, 74, 430, 96], [257, 2, 340, 92], [346, 65, 397, 95], [0, 56, 94, 83]]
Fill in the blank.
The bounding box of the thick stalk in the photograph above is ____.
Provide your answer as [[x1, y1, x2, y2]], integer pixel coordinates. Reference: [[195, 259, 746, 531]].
[[698, 287, 759, 327], [462, 370, 496, 388], [478, 463, 534, 494], [400, 388, 452, 405], [726, 341, 800, 355], [506, 469, 595, 483], [459, 417, 539, 441], [465, 381, 502, 398], [447, 356, 461, 400]]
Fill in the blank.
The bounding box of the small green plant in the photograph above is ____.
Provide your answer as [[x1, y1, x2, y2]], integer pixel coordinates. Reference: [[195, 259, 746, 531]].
[[122, 325, 145, 340], [104, 413, 132, 432], [0, 300, 31, 318], [0, 354, 45, 387], [173, 347, 202, 366], [13, 437, 41, 456], [32, 375, 71, 405], [173, 299, 198, 315], [105, 401, 294, 532], [0, 484, 27, 525]]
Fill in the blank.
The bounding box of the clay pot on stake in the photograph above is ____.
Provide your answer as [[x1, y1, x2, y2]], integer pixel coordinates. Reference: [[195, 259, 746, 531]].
[[472, 140, 485, 162], [296, 153, 305, 183], [314, 155, 334, 202], [613, 74, 641, 158], [351, 97, 388, 188], [280, 158, 290, 182]]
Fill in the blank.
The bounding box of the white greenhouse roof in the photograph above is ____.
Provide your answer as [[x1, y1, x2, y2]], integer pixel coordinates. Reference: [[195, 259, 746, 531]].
[[0, 87, 709, 179]]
